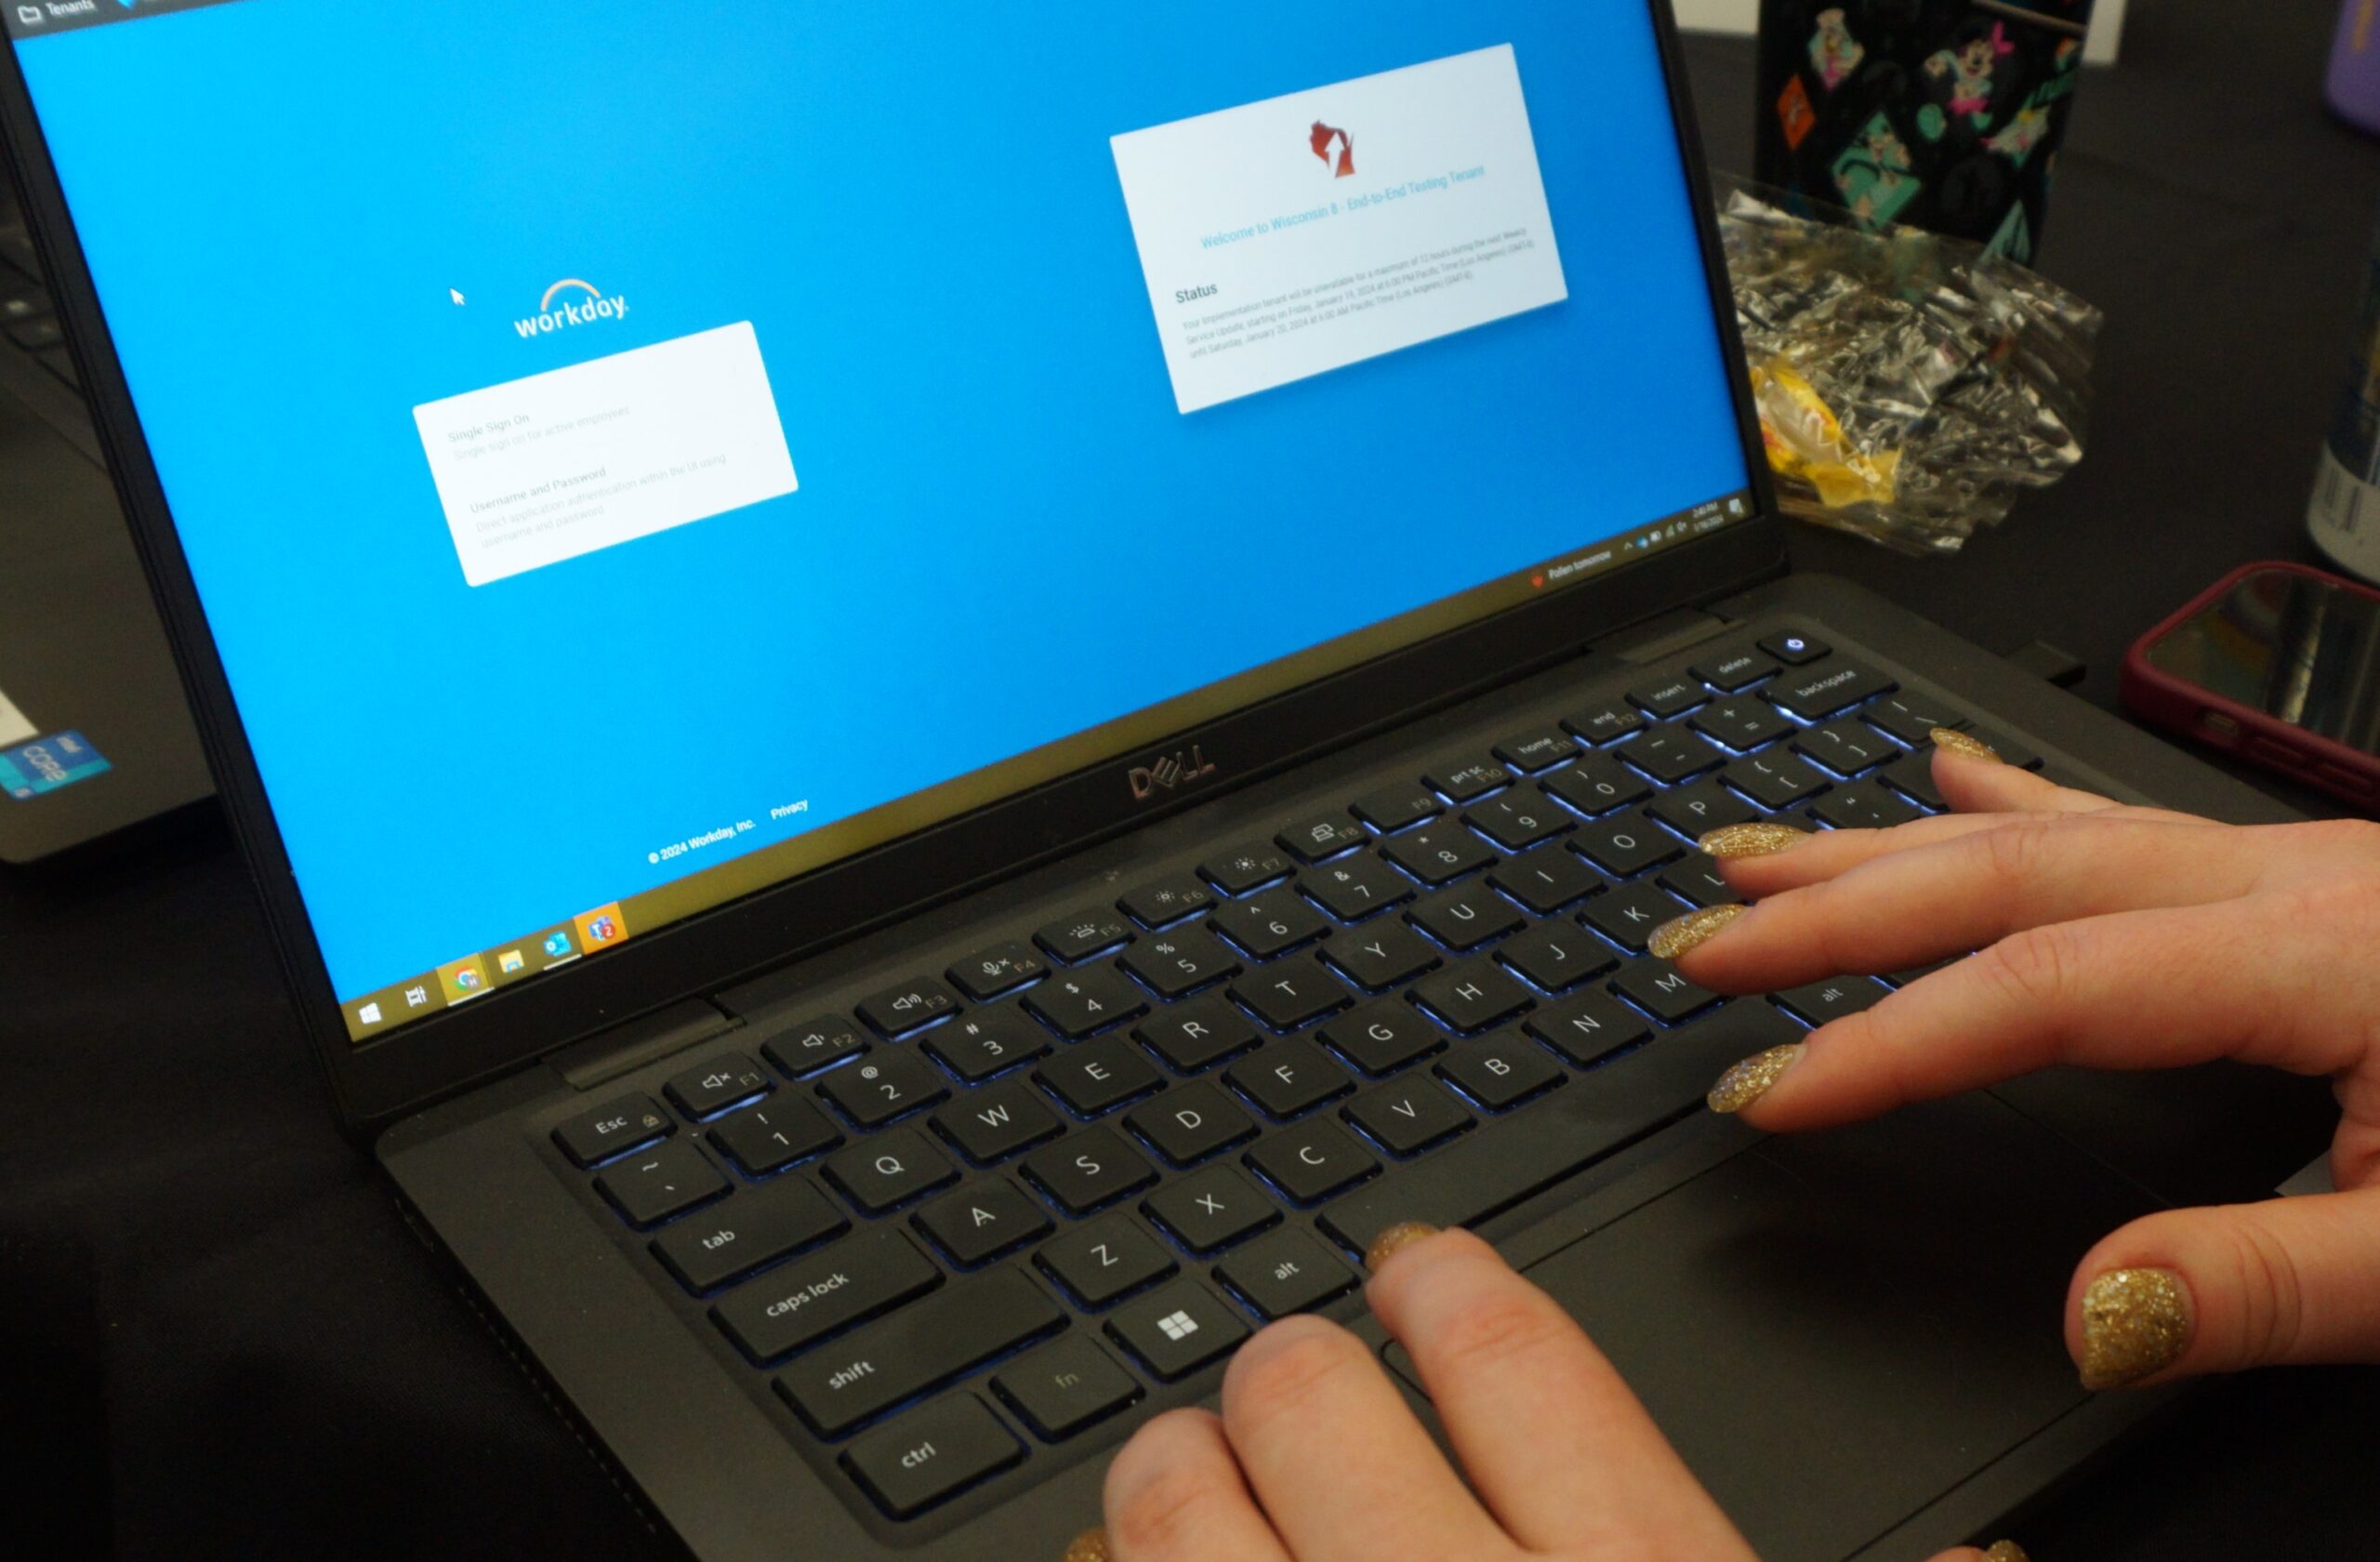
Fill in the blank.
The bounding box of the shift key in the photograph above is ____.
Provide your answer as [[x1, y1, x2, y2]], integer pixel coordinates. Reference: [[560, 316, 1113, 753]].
[[776, 1269, 1067, 1436], [712, 1227, 941, 1365]]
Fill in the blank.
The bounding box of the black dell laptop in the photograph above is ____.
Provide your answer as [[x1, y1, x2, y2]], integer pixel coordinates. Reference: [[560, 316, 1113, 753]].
[[3, 3, 2319, 1559]]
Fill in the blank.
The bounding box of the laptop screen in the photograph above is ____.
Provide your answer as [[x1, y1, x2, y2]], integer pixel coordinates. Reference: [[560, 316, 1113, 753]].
[[7, 1, 1753, 1041]]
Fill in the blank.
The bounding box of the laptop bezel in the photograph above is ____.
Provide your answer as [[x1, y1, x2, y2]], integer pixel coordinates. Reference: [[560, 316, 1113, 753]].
[[0, 1, 1784, 1135]]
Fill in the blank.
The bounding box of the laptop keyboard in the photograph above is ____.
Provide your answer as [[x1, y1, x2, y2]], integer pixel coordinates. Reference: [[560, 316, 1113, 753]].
[[0, 179, 81, 394], [541, 627, 2046, 1525]]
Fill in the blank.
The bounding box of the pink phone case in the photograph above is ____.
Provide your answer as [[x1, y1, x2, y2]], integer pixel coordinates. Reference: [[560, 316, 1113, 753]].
[[2120, 560, 2380, 809]]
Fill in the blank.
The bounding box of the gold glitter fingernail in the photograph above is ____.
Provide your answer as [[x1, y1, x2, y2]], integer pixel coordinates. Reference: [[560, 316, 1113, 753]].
[[1931, 727, 2003, 763], [1062, 1528, 1111, 1562], [2079, 1267, 2191, 1390], [1647, 903, 1750, 961], [1982, 1542, 2030, 1562], [1707, 1043, 1803, 1114], [1365, 1222, 1443, 1273], [1698, 822, 1809, 859]]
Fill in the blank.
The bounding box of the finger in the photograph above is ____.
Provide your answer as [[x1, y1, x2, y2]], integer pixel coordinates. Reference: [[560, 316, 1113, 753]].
[[1929, 739, 2125, 816], [1711, 898, 2377, 1132], [1673, 814, 2271, 994], [1218, 1316, 1508, 1562], [1100, 1409, 1292, 1562], [1927, 1545, 2030, 1562], [2065, 1187, 2380, 1388], [1708, 801, 2215, 901], [1366, 1228, 1755, 1558]]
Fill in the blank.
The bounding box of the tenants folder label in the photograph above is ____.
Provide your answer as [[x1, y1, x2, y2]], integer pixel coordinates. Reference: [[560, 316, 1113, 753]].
[[414, 323, 798, 587], [1111, 46, 1569, 415]]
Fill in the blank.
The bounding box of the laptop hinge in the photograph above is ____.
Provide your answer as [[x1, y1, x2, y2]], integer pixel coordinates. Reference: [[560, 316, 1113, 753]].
[[546, 999, 736, 1092], [1590, 607, 1733, 665]]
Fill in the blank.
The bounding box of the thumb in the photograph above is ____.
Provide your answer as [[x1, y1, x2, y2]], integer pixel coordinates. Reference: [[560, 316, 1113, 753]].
[[1927, 1545, 2030, 1562], [2066, 1186, 2380, 1389]]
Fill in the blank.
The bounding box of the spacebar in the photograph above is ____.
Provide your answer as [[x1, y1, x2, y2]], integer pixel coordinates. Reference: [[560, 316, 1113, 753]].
[[1317, 999, 1799, 1258]]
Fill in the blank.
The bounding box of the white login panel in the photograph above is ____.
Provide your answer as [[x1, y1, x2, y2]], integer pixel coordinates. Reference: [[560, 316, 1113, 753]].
[[1111, 45, 1569, 415], [414, 322, 798, 587]]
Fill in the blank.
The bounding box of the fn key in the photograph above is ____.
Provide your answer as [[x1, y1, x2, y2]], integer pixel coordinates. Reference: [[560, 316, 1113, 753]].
[[843, 1393, 1024, 1519]]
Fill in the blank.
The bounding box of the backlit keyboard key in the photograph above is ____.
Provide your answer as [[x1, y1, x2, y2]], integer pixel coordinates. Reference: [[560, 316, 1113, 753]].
[[1626, 675, 1705, 719], [921, 1011, 1051, 1083], [553, 1093, 672, 1167], [1569, 810, 1682, 878], [1562, 701, 1645, 745], [945, 942, 1048, 1001], [653, 1175, 847, 1292], [1463, 788, 1574, 851], [1245, 1119, 1380, 1203], [1215, 1227, 1359, 1320], [1117, 922, 1242, 999], [995, 1335, 1144, 1441], [1617, 727, 1726, 785], [1492, 726, 1579, 773], [1689, 646, 1780, 691], [663, 1053, 773, 1119], [842, 1394, 1023, 1519], [1610, 960, 1724, 1024], [1276, 813, 1368, 863], [1229, 955, 1355, 1030], [1771, 658, 1897, 721], [595, 1138, 727, 1227], [759, 1014, 868, 1078], [1034, 909, 1135, 963], [710, 1226, 943, 1364], [1409, 959, 1535, 1033], [1117, 877, 1216, 929], [1319, 920, 1441, 990], [1380, 826, 1496, 886], [1023, 1127, 1157, 1215], [823, 1126, 959, 1212], [1022, 966, 1148, 1039], [1302, 851, 1415, 920], [1421, 757, 1512, 802], [708, 1095, 842, 1175], [777, 1271, 1064, 1437], [816, 1048, 947, 1128], [1349, 781, 1443, 833], [1105, 1280, 1250, 1381], [856, 978, 960, 1038]]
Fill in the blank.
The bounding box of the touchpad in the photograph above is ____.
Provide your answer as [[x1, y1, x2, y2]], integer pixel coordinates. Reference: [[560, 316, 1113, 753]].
[[1515, 1095, 2157, 1560]]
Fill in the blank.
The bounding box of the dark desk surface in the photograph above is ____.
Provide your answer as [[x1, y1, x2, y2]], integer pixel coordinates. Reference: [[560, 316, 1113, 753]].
[[7, 3, 2379, 1556]]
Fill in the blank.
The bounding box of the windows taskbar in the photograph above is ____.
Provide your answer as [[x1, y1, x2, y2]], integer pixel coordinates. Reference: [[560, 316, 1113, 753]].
[[340, 902, 630, 1041]]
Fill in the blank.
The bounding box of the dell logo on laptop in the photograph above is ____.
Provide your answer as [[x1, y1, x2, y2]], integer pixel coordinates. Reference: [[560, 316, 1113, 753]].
[[1129, 744, 1218, 801]]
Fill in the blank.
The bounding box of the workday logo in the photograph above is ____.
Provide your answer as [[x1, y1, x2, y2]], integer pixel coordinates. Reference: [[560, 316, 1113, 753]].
[[514, 278, 629, 340]]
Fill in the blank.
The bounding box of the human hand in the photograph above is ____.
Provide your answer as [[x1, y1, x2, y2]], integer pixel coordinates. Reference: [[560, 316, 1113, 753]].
[[1660, 734, 2380, 1391], [1067, 1225, 2023, 1562]]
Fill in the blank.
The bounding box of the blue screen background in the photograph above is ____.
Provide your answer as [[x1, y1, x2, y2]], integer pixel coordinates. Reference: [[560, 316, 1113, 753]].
[[17, 1, 1749, 998]]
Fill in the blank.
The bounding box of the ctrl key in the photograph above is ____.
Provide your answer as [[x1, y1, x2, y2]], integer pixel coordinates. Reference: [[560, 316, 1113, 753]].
[[843, 1394, 1024, 1520]]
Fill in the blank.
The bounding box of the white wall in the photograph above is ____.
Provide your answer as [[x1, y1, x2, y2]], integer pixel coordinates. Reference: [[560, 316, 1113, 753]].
[[1672, 0, 2129, 65]]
